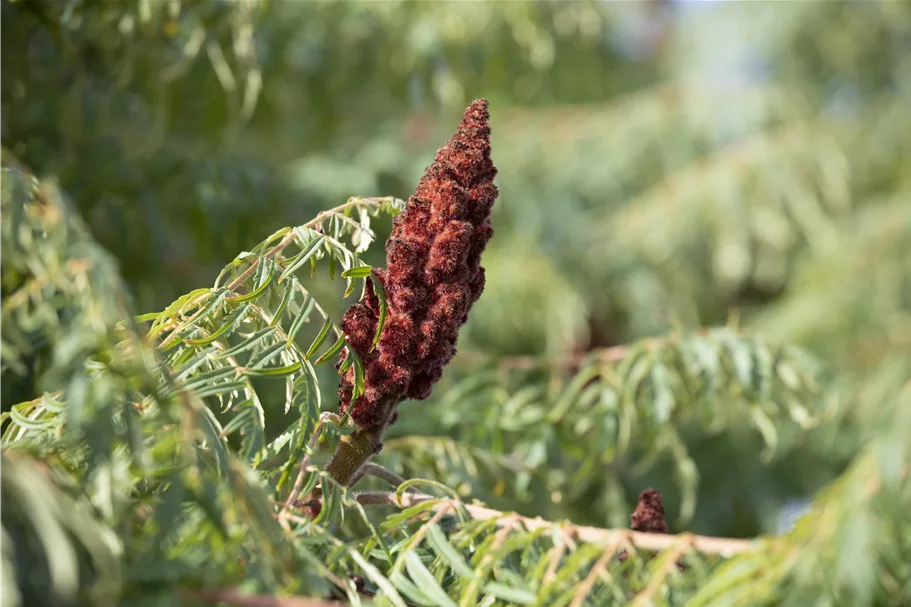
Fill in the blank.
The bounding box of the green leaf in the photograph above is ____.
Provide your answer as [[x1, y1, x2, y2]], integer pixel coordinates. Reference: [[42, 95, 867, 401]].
[[270, 283, 295, 327], [286, 290, 315, 344], [346, 549, 409, 607], [341, 265, 373, 279], [313, 334, 346, 365], [279, 232, 325, 283], [381, 500, 442, 531], [749, 404, 778, 461], [389, 571, 438, 607], [226, 264, 274, 302], [183, 303, 251, 346], [351, 354, 366, 399], [216, 327, 277, 359], [651, 363, 676, 423], [548, 363, 600, 421], [482, 582, 537, 605], [158, 291, 229, 349], [248, 341, 288, 369], [133, 312, 160, 323], [173, 367, 237, 394], [370, 272, 387, 351], [151, 287, 213, 332], [427, 525, 477, 581], [404, 552, 457, 607], [306, 318, 333, 360], [338, 346, 356, 375], [328, 246, 337, 280], [193, 380, 248, 400], [244, 362, 302, 377], [8, 407, 56, 431]]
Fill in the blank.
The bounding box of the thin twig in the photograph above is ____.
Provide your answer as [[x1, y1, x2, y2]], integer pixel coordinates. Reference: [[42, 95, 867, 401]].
[[354, 492, 757, 558], [569, 542, 621, 607], [630, 537, 692, 606], [360, 462, 408, 488], [226, 241, 289, 292], [353, 491, 407, 506], [541, 529, 568, 588], [157, 290, 223, 349], [181, 588, 343, 607], [461, 515, 520, 604]]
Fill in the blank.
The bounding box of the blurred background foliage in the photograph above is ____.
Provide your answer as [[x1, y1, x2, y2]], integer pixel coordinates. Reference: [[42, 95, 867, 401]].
[[2, 0, 911, 604]]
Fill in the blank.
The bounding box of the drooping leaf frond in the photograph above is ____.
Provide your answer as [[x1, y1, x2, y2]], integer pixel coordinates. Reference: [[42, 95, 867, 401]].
[[383, 326, 827, 525]]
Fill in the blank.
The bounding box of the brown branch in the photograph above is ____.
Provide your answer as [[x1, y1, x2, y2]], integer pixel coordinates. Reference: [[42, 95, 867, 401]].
[[294, 421, 391, 519], [352, 491, 407, 507], [359, 462, 408, 488], [352, 492, 758, 558], [181, 588, 343, 607], [323, 424, 387, 487]]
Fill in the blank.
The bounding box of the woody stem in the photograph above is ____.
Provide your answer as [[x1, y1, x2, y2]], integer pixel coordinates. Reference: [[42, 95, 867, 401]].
[[323, 425, 386, 487], [299, 408, 394, 513]]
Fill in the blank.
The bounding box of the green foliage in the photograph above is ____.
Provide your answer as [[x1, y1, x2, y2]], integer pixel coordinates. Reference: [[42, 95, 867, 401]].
[[3, 1, 911, 606], [689, 378, 911, 607], [2, 157, 905, 605], [0, 162, 334, 604], [1, 0, 279, 312], [0, 0, 652, 314], [384, 327, 826, 527]]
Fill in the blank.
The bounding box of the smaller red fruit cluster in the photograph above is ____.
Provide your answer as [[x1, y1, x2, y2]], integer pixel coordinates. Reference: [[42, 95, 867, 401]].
[[337, 99, 499, 430], [629, 488, 669, 534]]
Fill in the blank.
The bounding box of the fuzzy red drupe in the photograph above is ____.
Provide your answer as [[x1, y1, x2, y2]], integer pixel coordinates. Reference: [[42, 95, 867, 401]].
[[336, 99, 499, 431]]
